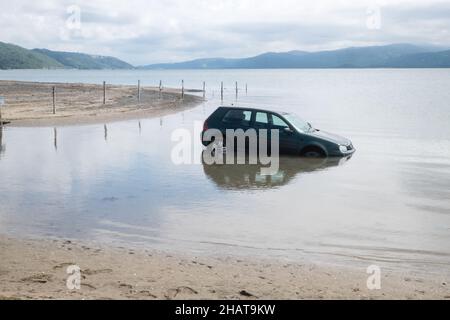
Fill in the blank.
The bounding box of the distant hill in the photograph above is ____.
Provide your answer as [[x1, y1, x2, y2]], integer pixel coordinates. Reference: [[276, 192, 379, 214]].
[[0, 42, 133, 70], [33, 49, 133, 70], [384, 50, 450, 68], [2, 42, 449, 70], [0, 42, 63, 69], [140, 44, 450, 69]]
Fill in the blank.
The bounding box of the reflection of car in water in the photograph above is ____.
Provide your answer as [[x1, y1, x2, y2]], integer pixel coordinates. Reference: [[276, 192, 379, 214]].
[[202, 154, 352, 190], [201, 106, 356, 158]]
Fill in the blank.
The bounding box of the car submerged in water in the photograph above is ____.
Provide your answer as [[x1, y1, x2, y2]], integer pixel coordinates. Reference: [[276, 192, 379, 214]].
[[201, 106, 355, 157]]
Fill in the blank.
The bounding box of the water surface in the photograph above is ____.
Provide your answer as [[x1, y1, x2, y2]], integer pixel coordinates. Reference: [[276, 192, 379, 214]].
[[1, 69, 449, 275]]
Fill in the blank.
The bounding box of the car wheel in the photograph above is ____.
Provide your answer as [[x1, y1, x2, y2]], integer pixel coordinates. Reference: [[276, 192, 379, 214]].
[[300, 146, 326, 158]]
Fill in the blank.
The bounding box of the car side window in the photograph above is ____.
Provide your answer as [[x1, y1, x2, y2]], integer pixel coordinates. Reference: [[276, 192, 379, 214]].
[[242, 111, 252, 124], [271, 115, 289, 129], [222, 110, 252, 126], [255, 112, 269, 127]]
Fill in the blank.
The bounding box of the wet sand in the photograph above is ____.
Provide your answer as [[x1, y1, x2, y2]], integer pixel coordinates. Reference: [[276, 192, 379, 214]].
[[0, 236, 448, 300], [0, 81, 202, 126]]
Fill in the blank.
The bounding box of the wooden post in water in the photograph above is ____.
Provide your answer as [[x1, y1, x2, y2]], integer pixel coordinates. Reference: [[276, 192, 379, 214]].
[[181, 80, 184, 99], [53, 127, 57, 150], [52, 86, 56, 114], [0, 96, 3, 126], [103, 81, 106, 105], [159, 80, 162, 99], [203, 81, 206, 99], [246, 83, 248, 95], [235, 81, 238, 99], [221, 82, 224, 101], [138, 80, 141, 102], [0, 97, 4, 153], [0, 124, 3, 148]]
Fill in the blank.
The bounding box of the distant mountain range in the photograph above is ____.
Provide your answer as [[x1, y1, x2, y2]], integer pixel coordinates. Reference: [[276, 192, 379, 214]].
[[141, 44, 450, 69], [0, 42, 63, 69], [1, 42, 449, 70], [32, 49, 133, 69], [0, 42, 132, 70]]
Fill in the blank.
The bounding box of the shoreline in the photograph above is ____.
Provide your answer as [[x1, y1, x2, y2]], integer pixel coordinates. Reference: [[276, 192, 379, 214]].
[[0, 80, 203, 127], [0, 235, 448, 300]]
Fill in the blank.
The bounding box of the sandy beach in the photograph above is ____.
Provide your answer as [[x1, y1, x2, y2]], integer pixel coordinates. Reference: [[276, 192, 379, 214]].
[[0, 236, 448, 300], [0, 81, 202, 126]]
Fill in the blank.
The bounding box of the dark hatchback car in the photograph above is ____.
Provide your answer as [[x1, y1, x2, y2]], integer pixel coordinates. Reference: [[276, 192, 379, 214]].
[[201, 106, 355, 157]]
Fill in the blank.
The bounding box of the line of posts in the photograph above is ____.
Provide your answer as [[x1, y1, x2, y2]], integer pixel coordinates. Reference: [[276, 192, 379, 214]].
[[47, 80, 248, 114]]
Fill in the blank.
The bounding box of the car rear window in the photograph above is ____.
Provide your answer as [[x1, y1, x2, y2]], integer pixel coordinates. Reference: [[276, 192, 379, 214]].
[[222, 110, 252, 126]]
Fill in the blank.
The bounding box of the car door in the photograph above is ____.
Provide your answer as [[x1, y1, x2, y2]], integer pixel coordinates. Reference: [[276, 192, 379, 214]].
[[220, 109, 253, 150], [269, 114, 300, 155], [253, 111, 270, 155]]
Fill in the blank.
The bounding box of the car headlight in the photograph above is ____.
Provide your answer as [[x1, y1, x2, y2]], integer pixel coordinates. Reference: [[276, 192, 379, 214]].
[[339, 145, 348, 153]]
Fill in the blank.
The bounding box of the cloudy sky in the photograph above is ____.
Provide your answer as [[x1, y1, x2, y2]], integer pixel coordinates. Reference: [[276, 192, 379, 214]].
[[0, 0, 449, 65]]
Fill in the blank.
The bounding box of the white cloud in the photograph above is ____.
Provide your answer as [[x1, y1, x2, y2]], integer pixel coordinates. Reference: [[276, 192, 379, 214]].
[[0, 0, 449, 65]]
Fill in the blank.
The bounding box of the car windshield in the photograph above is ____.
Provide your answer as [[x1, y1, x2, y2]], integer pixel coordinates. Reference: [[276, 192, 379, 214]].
[[283, 113, 312, 133]]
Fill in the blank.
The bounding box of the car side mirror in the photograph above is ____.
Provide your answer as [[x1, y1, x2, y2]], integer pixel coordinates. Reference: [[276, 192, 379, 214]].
[[283, 127, 294, 134]]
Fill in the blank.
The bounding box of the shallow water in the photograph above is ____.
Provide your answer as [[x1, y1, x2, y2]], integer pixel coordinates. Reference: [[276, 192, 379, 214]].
[[1, 69, 449, 274]]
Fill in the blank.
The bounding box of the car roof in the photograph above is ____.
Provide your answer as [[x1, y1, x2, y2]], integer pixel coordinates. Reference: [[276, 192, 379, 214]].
[[219, 106, 290, 115]]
